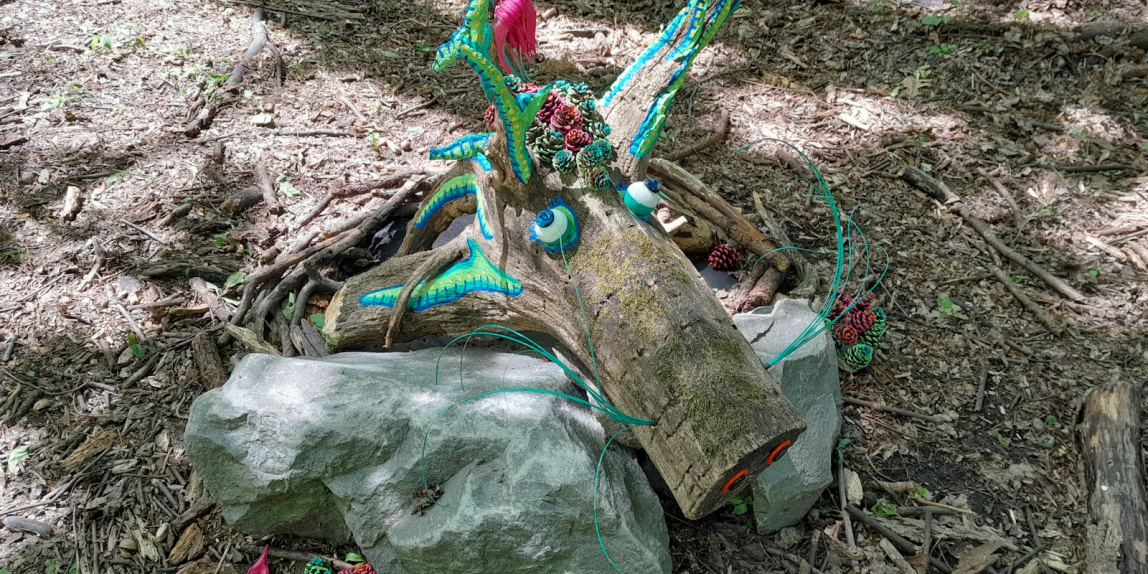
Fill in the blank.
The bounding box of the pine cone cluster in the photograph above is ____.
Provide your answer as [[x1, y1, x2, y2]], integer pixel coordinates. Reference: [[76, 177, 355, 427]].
[[826, 293, 886, 371], [707, 244, 741, 271]]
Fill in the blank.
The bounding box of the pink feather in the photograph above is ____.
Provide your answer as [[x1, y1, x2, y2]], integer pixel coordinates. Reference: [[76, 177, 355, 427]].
[[247, 545, 270, 574], [492, 0, 538, 74]]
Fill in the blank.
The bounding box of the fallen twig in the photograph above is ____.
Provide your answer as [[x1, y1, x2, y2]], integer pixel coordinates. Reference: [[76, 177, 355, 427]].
[[842, 396, 944, 423], [977, 168, 1025, 239], [1029, 162, 1134, 173], [119, 219, 166, 244], [990, 267, 1062, 333], [254, 163, 284, 215], [902, 166, 1084, 302], [846, 505, 953, 574], [753, 191, 819, 299], [396, 97, 437, 119], [664, 108, 730, 162], [185, 9, 275, 137]]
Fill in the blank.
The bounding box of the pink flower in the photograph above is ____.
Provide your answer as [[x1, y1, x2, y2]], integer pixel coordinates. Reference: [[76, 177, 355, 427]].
[[493, 0, 538, 75], [247, 545, 269, 574]]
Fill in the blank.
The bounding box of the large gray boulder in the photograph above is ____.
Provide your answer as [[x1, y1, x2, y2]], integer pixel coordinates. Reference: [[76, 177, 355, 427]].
[[185, 349, 670, 574], [734, 299, 841, 533]]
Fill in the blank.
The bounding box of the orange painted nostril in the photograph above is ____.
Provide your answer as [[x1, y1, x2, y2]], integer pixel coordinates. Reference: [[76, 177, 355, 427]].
[[766, 439, 792, 465], [722, 469, 749, 492]]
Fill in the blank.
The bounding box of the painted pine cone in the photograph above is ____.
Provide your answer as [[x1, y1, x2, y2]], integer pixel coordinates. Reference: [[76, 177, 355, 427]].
[[586, 120, 612, 139], [552, 149, 576, 173], [850, 308, 877, 332], [853, 293, 873, 310], [503, 75, 522, 92], [350, 564, 377, 574], [576, 138, 614, 167], [708, 244, 740, 271], [536, 92, 564, 124], [519, 82, 542, 93], [303, 557, 332, 574], [586, 167, 612, 191], [484, 104, 497, 128], [564, 128, 592, 151], [843, 344, 874, 370], [834, 324, 860, 346], [550, 104, 584, 133], [534, 130, 566, 164]]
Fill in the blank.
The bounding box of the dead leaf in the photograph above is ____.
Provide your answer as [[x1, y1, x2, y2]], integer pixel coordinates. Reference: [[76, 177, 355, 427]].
[[952, 541, 1005, 574]]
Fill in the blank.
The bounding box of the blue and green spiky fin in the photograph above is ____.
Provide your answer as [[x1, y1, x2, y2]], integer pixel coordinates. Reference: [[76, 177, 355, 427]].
[[412, 173, 495, 241], [360, 238, 523, 311], [434, 0, 550, 183]]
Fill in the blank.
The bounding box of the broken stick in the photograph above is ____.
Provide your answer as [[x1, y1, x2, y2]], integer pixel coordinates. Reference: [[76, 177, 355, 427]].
[[902, 166, 1084, 302]]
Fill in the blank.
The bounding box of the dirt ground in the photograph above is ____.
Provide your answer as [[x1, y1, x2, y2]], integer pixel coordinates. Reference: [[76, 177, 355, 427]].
[[1, 0, 1147, 572]]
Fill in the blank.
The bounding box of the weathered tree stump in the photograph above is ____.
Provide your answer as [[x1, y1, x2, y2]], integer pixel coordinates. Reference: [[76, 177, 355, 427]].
[[1077, 382, 1148, 574], [324, 0, 805, 519]]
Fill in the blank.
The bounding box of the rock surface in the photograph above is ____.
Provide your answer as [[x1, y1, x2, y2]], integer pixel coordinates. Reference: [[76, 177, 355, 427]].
[[186, 349, 670, 574], [734, 299, 841, 533]]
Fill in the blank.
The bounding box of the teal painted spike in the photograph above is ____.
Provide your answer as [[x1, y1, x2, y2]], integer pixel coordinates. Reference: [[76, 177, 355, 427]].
[[412, 173, 494, 240], [413, 174, 479, 230], [669, 0, 709, 61], [600, 8, 688, 109], [629, 0, 739, 158], [359, 239, 522, 311], [429, 133, 492, 161], [433, 1, 548, 183]]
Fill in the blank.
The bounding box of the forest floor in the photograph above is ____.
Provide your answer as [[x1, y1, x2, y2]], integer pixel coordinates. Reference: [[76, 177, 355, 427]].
[[1, 0, 1147, 572]]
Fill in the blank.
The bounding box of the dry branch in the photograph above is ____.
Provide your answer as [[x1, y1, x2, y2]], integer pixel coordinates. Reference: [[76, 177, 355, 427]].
[[650, 158, 790, 273], [990, 267, 1062, 333], [254, 163, 284, 215], [185, 9, 275, 137], [902, 166, 1084, 302], [1077, 382, 1148, 574]]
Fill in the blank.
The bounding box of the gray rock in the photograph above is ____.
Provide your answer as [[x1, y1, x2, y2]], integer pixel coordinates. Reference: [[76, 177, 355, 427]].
[[733, 299, 840, 533], [186, 349, 670, 574]]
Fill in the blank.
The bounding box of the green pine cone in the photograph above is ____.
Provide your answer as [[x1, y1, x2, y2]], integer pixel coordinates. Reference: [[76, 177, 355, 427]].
[[842, 344, 873, 370], [552, 149, 576, 173]]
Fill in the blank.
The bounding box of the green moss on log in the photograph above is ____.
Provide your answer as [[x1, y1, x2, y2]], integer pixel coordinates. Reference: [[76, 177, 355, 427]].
[[654, 330, 770, 458]]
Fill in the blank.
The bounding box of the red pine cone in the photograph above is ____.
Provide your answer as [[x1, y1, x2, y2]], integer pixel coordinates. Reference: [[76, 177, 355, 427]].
[[563, 128, 591, 151], [834, 324, 860, 346], [350, 565, 376, 574], [707, 244, 740, 271], [535, 92, 564, 124], [484, 104, 498, 128], [519, 82, 542, 93], [850, 308, 877, 332], [853, 293, 872, 310], [550, 104, 584, 133]]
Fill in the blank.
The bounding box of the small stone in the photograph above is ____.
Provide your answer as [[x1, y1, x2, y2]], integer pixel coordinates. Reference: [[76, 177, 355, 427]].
[[250, 113, 275, 127]]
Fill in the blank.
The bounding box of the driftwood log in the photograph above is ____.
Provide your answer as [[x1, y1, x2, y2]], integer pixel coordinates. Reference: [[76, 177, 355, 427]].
[[1077, 382, 1148, 574], [323, 0, 804, 519]]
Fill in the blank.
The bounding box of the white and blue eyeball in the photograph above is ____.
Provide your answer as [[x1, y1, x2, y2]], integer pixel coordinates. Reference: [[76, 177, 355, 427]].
[[530, 198, 580, 253], [623, 180, 661, 221]]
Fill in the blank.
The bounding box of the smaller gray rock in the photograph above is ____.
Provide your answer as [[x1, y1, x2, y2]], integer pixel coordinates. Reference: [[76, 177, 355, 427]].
[[734, 299, 840, 533]]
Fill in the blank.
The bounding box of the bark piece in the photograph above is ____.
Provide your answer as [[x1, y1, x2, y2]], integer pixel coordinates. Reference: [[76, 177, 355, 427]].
[[1077, 382, 1148, 574], [191, 333, 228, 389], [167, 523, 206, 565], [220, 186, 264, 214]]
